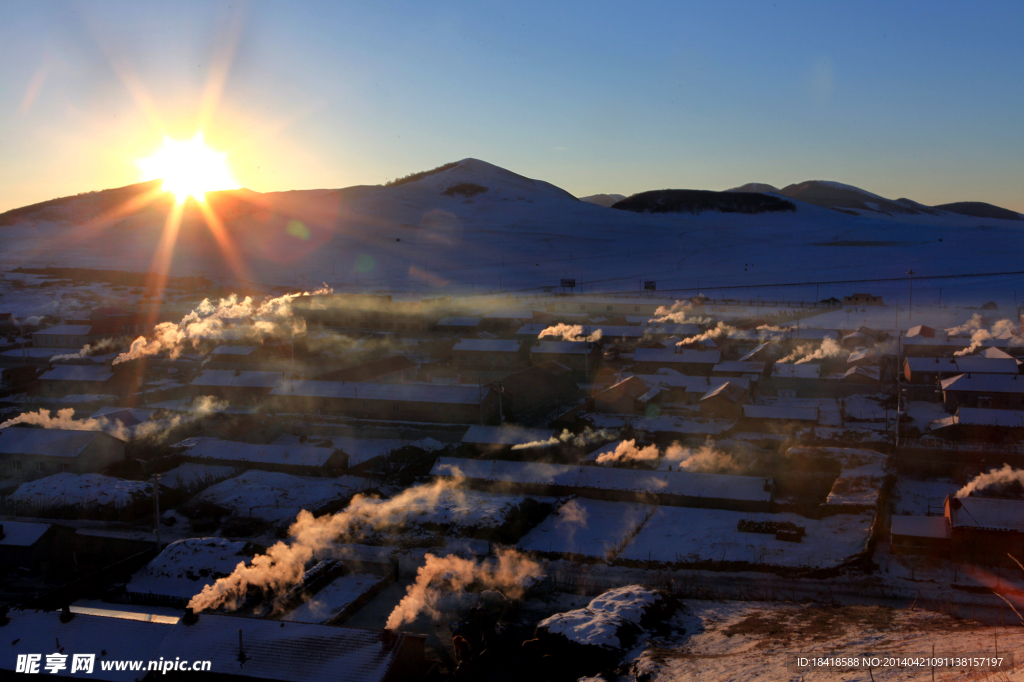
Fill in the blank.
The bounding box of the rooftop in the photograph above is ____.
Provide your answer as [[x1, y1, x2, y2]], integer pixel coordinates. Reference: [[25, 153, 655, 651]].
[[940, 373, 1024, 394], [743, 404, 819, 421], [177, 437, 338, 467], [33, 324, 94, 336], [191, 370, 284, 388], [39, 365, 115, 382], [453, 338, 522, 353], [530, 340, 592, 355], [0, 427, 117, 457], [632, 347, 721, 364], [461, 424, 556, 446], [270, 380, 492, 405], [947, 495, 1024, 533]]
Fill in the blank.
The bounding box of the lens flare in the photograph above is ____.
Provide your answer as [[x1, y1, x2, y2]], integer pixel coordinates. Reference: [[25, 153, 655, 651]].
[[137, 131, 239, 203]]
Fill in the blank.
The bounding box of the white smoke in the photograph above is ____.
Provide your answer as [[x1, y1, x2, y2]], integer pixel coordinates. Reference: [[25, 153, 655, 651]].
[[956, 464, 1024, 498], [946, 314, 985, 336], [675, 321, 737, 347], [112, 286, 332, 365], [538, 324, 602, 343], [650, 301, 712, 325], [188, 475, 471, 613], [384, 548, 542, 629], [0, 397, 226, 442], [778, 337, 846, 364], [554, 498, 588, 549], [594, 439, 660, 466], [50, 338, 124, 362], [510, 427, 616, 451], [954, 319, 1022, 357]]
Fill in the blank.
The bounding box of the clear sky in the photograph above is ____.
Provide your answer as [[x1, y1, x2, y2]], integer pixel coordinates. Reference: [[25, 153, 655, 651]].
[[1, 0, 1022, 213]]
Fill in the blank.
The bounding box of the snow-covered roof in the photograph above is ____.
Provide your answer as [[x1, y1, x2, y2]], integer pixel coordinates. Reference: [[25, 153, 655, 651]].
[[940, 373, 1024, 394], [177, 437, 338, 467], [837, 366, 881, 382], [772, 363, 820, 379], [483, 308, 537, 319], [210, 345, 257, 356], [932, 407, 1024, 429], [39, 365, 114, 382], [452, 338, 522, 353], [948, 496, 1024, 533], [9, 473, 150, 509], [643, 323, 701, 336], [953, 356, 1021, 374], [628, 373, 750, 392], [126, 537, 252, 599], [530, 340, 592, 355], [0, 520, 51, 547], [515, 323, 547, 335], [712, 361, 765, 374], [632, 348, 721, 364], [90, 406, 157, 425], [191, 370, 283, 388], [33, 324, 94, 336], [0, 427, 113, 457], [432, 457, 772, 502], [743, 405, 819, 421], [461, 424, 555, 446], [891, 515, 950, 539], [4, 610, 173, 682], [738, 342, 772, 361], [155, 614, 406, 682], [436, 316, 481, 327], [700, 381, 746, 402], [270, 380, 491, 404]]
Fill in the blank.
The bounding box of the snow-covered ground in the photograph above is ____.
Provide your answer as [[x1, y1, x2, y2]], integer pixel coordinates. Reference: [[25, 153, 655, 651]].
[[518, 499, 655, 559], [618, 507, 873, 569], [192, 470, 372, 525], [281, 573, 385, 623], [125, 537, 252, 599]]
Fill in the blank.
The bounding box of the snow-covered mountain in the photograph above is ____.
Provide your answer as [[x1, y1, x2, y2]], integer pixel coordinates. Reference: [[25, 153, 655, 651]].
[[0, 158, 1022, 304], [579, 193, 626, 208], [725, 183, 780, 194]]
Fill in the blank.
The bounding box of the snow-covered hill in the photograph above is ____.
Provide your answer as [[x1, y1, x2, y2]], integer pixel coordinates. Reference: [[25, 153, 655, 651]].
[[1, 158, 1022, 305], [580, 193, 626, 208]]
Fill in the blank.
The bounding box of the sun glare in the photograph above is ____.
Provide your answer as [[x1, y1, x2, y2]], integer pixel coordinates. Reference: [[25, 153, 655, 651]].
[[137, 132, 239, 203]]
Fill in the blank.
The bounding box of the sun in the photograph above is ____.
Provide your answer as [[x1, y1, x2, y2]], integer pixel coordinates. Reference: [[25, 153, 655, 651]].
[[137, 132, 240, 203]]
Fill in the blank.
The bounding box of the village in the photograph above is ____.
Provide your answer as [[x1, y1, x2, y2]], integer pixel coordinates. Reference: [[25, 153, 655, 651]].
[[2, 274, 1024, 681]]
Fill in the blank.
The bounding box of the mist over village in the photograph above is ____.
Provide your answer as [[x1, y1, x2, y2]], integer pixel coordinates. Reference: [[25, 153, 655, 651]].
[[2, 3, 1024, 682]]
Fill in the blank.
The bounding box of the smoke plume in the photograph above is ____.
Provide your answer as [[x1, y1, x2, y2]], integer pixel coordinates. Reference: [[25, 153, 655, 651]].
[[538, 324, 602, 342], [113, 286, 332, 365], [953, 319, 1022, 357], [650, 301, 711, 325], [595, 439, 660, 466], [51, 337, 124, 362], [384, 548, 542, 629], [510, 427, 616, 451], [957, 464, 1024, 498], [188, 475, 470, 613], [675, 321, 737, 347], [778, 337, 846, 364]]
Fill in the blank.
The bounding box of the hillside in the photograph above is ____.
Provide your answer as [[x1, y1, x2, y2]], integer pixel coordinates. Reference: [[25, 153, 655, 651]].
[[777, 180, 920, 215], [611, 189, 796, 215], [1, 158, 1023, 305], [934, 201, 1022, 221], [580, 193, 626, 208], [725, 183, 779, 193]]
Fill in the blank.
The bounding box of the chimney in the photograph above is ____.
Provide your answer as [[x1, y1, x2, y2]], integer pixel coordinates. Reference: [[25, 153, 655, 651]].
[[0, 524, 4, 541], [59, 605, 74, 623], [182, 607, 198, 625], [237, 629, 248, 663]]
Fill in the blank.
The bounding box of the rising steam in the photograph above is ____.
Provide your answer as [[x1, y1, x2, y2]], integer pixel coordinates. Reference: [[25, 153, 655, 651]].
[[595, 438, 744, 474], [384, 548, 542, 629], [778, 337, 846, 364], [112, 287, 332, 365], [50, 338, 124, 362], [956, 464, 1024, 498], [650, 301, 711, 325], [510, 427, 616, 451], [952, 318, 1022, 357], [675, 321, 736, 347], [188, 475, 470, 613], [538, 324, 602, 342], [595, 439, 660, 466]]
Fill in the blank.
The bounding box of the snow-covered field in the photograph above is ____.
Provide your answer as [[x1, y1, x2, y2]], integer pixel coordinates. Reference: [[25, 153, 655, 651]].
[[125, 537, 252, 599], [192, 470, 372, 525], [618, 507, 873, 569], [281, 573, 385, 624], [518, 499, 655, 559]]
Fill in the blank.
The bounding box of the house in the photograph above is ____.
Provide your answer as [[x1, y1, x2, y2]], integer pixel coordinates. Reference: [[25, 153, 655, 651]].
[[833, 366, 881, 385], [529, 341, 601, 376], [843, 293, 883, 306], [34, 364, 126, 397], [890, 515, 950, 555], [0, 520, 72, 571], [0, 365, 38, 391], [904, 355, 1021, 384], [207, 344, 262, 363], [945, 495, 1024, 566], [431, 457, 773, 511], [451, 338, 524, 369], [741, 404, 819, 431], [592, 376, 660, 415], [319, 355, 418, 384], [0, 428, 126, 482], [929, 407, 1024, 442], [269, 381, 501, 424], [906, 325, 936, 338], [940, 373, 1024, 411], [190, 370, 284, 404], [627, 372, 750, 405], [490, 362, 577, 419], [631, 347, 721, 375], [642, 323, 702, 338], [699, 381, 747, 419], [711, 361, 766, 378], [31, 315, 159, 349], [30, 324, 107, 349], [175, 437, 349, 474]]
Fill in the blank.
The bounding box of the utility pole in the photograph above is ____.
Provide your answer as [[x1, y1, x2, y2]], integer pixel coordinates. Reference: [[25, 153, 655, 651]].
[[151, 474, 162, 551], [907, 269, 915, 322]]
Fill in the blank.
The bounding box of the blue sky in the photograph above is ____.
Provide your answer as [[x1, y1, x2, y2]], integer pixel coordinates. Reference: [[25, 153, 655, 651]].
[[1, 0, 1022, 212]]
